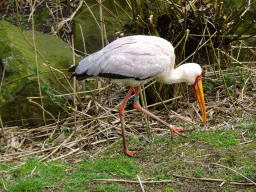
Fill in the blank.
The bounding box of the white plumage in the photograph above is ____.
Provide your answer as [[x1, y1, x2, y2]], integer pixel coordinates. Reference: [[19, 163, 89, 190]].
[[72, 35, 202, 87], [72, 35, 174, 86], [69, 35, 206, 157]]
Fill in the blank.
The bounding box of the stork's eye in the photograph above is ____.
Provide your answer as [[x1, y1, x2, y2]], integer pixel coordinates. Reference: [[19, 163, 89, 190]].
[[192, 75, 202, 87]]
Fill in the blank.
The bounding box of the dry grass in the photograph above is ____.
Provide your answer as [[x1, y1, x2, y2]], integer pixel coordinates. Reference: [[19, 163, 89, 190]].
[[1, 63, 255, 162]]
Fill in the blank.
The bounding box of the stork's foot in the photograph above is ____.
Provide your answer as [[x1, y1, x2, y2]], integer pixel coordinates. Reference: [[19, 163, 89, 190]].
[[124, 150, 143, 157], [170, 126, 195, 138]]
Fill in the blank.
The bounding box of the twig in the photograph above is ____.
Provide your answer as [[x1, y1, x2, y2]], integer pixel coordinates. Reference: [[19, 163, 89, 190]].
[[204, 19, 239, 116], [79, 24, 86, 56], [241, 0, 252, 17], [28, 99, 56, 122], [241, 130, 248, 142], [71, 34, 78, 133], [17, 27, 71, 94], [27, 84, 112, 99], [91, 137, 119, 145], [47, 148, 79, 162], [241, 72, 253, 100], [0, 147, 57, 162], [96, 0, 123, 25], [67, 96, 183, 125], [240, 140, 253, 144], [140, 85, 150, 136], [173, 174, 255, 186], [0, 115, 4, 139], [31, 1, 46, 125], [30, 166, 37, 175], [54, 0, 83, 33], [39, 132, 75, 161], [173, 174, 225, 182], [1, 178, 7, 191], [211, 163, 256, 186], [90, 139, 121, 158], [45, 2, 55, 23], [99, 0, 104, 48], [137, 175, 145, 192], [192, 104, 203, 123], [94, 178, 173, 184], [219, 181, 226, 187], [83, 0, 101, 29], [0, 60, 5, 92]]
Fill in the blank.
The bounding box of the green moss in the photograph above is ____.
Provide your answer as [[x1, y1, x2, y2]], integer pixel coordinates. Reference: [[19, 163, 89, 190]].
[[0, 20, 76, 126], [73, 0, 131, 54]]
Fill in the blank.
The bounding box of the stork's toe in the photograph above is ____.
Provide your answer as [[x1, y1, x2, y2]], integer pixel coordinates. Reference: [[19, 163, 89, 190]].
[[169, 126, 195, 138], [124, 150, 143, 157]]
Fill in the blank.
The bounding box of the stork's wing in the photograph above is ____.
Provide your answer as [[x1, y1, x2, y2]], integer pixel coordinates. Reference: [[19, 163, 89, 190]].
[[75, 36, 175, 80]]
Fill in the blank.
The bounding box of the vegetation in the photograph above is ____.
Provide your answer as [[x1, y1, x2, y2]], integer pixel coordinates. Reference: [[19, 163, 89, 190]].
[[0, 0, 255, 191], [1, 122, 256, 191]]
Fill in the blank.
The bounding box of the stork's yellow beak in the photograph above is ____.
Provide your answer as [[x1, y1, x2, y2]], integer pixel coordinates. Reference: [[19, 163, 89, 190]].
[[192, 75, 206, 125]]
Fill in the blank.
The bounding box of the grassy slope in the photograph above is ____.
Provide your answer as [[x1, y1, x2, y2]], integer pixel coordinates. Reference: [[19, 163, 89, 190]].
[[0, 121, 255, 192]]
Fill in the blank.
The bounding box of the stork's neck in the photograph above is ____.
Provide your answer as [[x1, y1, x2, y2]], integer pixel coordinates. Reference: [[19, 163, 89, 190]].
[[157, 63, 202, 85], [160, 66, 187, 85]]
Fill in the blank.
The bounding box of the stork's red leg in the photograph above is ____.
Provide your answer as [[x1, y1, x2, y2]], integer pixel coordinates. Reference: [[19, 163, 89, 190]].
[[133, 86, 194, 138], [118, 87, 142, 156]]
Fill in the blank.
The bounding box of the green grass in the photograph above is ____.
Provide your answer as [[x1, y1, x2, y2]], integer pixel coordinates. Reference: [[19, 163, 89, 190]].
[[1, 159, 67, 191], [81, 157, 141, 178], [1, 121, 255, 191], [0, 157, 140, 191]]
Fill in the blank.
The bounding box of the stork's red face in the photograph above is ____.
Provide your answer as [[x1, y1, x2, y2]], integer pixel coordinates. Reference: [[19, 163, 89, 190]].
[[192, 75, 206, 125]]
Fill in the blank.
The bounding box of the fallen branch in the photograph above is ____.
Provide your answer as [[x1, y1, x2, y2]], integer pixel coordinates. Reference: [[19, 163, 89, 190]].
[[137, 175, 145, 192], [94, 178, 173, 184], [211, 163, 256, 186], [172, 173, 255, 186], [28, 99, 56, 122]]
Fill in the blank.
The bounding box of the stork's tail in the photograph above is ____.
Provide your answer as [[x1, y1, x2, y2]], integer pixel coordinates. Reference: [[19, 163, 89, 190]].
[[69, 65, 78, 80], [69, 65, 92, 80], [69, 65, 77, 72]]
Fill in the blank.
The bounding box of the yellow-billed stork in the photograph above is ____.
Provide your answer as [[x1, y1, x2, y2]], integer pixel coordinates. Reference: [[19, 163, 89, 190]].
[[69, 35, 206, 156]]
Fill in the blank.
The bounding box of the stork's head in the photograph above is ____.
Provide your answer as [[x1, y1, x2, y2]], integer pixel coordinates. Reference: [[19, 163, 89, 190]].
[[178, 63, 206, 125], [177, 63, 202, 85]]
